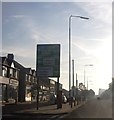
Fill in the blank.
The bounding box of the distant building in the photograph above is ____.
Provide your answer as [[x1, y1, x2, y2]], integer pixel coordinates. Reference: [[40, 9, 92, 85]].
[[39, 77, 63, 102], [99, 88, 106, 95], [79, 83, 86, 90]]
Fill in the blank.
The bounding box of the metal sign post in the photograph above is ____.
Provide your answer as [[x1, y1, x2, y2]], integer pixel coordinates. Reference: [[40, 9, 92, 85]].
[[36, 76, 39, 110], [57, 77, 62, 109]]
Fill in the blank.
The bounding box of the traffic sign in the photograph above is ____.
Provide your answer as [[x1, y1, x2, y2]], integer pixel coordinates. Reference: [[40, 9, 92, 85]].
[[36, 44, 60, 77]]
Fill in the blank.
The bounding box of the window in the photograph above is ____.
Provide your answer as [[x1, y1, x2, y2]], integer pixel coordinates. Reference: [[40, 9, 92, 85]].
[[15, 70, 18, 79], [26, 74, 31, 82], [29, 76, 32, 83], [9, 68, 13, 77], [32, 77, 34, 83], [28, 75, 31, 82], [2, 66, 7, 77], [34, 78, 37, 83], [26, 74, 28, 81]]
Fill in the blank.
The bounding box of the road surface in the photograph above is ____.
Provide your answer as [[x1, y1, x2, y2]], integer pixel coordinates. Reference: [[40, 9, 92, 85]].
[[2, 98, 113, 120], [63, 98, 112, 119]]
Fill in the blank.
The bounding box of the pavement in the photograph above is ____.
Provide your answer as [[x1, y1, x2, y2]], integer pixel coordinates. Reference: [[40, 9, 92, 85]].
[[13, 101, 85, 115], [2, 101, 86, 120]]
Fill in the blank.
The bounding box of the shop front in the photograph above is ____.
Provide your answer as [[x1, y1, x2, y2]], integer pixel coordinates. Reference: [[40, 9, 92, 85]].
[[8, 78, 19, 103], [25, 85, 32, 102], [0, 76, 19, 104], [0, 76, 9, 103]]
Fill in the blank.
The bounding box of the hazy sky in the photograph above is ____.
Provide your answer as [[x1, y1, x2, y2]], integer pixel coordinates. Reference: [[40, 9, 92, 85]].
[[2, 1, 112, 94]]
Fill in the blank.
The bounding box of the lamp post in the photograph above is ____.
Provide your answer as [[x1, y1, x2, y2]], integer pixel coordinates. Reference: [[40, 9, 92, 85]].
[[84, 64, 93, 88], [69, 15, 89, 106], [72, 59, 75, 98]]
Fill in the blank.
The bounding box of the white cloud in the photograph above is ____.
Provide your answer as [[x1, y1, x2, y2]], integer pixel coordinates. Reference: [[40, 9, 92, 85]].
[[77, 2, 112, 25], [12, 15, 26, 19], [73, 42, 91, 55], [2, 46, 35, 58]]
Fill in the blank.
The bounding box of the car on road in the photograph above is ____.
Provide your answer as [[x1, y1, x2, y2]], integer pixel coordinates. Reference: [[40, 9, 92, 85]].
[[97, 96, 101, 100], [50, 93, 57, 104]]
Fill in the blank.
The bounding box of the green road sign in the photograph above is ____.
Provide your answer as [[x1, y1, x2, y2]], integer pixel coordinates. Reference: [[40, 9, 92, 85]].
[[36, 44, 60, 77]]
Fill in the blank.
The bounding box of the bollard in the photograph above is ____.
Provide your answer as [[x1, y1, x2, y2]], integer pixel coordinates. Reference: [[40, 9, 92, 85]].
[[71, 97, 73, 108]]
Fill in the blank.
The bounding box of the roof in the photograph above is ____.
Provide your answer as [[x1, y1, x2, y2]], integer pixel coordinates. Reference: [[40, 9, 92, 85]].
[[24, 68, 32, 75], [0, 57, 6, 63], [32, 69, 36, 74], [0, 56, 9, 67], [39, 77, 50, 87], [13, 60, 25, 70]]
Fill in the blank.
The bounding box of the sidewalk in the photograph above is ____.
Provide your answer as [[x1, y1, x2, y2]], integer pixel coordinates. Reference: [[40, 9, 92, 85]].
[[14, 102, 85, 115]]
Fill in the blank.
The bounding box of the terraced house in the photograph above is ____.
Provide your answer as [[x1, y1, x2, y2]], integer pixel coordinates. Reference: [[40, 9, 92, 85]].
[[0, 54, 19, 103], [0, 54, 63, 105]]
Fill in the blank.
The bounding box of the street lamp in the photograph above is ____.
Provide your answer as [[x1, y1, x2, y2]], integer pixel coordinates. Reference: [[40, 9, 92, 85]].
[[69, 15, 89, 105], [87, 78, 93, 90], [84, 64, 93, 87]]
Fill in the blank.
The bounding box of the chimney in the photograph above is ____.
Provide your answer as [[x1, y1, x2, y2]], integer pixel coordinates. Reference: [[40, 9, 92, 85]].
[[7, 54, 14, 60]]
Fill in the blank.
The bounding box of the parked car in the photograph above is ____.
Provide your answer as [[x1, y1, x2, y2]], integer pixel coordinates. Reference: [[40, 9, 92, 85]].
[[62, 95, 67, 103], [50, 93, 57, 104], [50, 93, 67, 104]]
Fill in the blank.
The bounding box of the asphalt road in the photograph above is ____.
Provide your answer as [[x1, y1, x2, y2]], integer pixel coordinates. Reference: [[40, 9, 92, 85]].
[[2, 98, 113, 120], [63, 98, 112, 119]]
